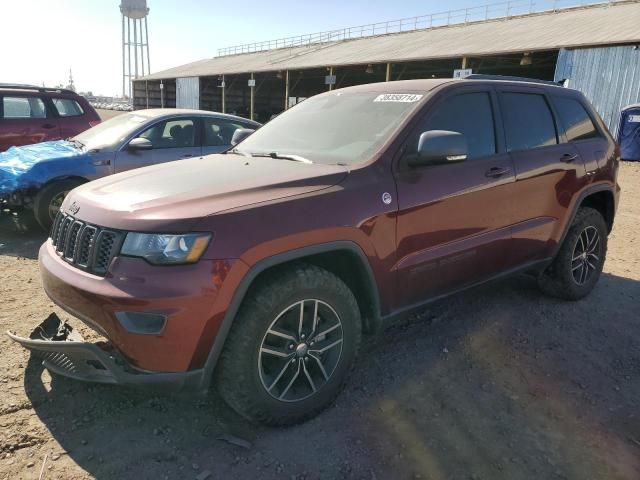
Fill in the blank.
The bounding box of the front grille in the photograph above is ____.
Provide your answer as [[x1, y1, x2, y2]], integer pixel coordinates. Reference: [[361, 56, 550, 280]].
[[50, 212, 123, 276]]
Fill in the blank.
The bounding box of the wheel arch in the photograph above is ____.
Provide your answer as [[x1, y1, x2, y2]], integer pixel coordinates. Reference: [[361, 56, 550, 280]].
[[554, 184, 616, 258], [579, 189, 615, 233], [39, 175, 90, 191], [199, 241, 381, 390]]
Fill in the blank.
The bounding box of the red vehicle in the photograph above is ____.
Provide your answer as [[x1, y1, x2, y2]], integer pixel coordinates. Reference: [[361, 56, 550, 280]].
[[10, 77, 620, 426], [0, 85, 100, 152]]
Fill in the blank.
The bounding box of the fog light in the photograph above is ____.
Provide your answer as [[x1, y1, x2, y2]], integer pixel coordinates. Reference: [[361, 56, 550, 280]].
[[115, 312, 167, 335]]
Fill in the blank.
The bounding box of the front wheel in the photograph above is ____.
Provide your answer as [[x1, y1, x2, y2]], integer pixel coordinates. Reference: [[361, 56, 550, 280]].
[[538, 207, 608, 300], [215, 264, 362, 426], [33, 179, 83, 231]]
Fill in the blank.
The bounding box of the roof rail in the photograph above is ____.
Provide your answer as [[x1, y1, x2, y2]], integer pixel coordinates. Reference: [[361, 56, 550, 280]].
[[0, 84, 77, 95], [465, 74, 563, 86]]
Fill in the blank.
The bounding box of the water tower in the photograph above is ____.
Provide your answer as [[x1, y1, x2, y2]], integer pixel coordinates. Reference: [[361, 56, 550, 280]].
[[120, 0, 150, 100]]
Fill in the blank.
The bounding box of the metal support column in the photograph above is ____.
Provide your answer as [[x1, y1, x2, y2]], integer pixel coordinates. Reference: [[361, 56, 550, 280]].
[[145, 80, 149, 109], [284, 70, 290, 110], [386, 63, 392, 82], [250, 73, 255, 120], [160, 80, 164, 108], [221, 75, 226, 113], [461, 57, 468, 69], [133, 19, 139, 81], [144, 17, 151, 74], [329, 67, 334, 91], [121, 14, 125, 97], [140, 19, 145, 77], [127, 17, 132, 98]]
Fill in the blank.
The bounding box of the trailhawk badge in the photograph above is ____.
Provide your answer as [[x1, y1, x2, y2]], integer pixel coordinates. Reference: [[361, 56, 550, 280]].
[[382, 192, 392, 205], [68, 201, 80, 215]]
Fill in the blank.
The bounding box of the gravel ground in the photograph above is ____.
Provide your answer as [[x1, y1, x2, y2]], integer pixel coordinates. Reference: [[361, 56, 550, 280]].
[[0, 163, 639, 480]]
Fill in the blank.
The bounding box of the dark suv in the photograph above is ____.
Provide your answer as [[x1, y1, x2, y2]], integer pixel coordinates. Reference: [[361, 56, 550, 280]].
[[0, 85, 100, 151], [10, 77, 620, 426]]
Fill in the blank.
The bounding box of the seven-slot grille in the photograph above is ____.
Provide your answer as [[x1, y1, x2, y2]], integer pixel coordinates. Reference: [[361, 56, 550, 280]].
[[50, 212, 123, 276]]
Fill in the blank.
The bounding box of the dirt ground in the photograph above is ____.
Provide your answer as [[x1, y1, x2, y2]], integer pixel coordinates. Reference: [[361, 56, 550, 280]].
[[0, 163, 639, 480]]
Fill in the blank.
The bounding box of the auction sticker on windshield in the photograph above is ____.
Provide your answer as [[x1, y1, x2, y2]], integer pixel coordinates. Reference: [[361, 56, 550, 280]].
[[374, 94, 423, 103]]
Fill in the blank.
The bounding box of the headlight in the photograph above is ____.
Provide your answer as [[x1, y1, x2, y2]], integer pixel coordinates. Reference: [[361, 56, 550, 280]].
[[120, 232, 211, 265]]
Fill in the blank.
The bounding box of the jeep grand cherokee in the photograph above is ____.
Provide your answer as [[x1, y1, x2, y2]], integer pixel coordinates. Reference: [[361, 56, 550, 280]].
[[9, 77, 620, 425]]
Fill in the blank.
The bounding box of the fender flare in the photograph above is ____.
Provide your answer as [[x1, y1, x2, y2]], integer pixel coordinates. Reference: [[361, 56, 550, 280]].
[[199, 240, 381, 389], [553, 183, 616, 257]]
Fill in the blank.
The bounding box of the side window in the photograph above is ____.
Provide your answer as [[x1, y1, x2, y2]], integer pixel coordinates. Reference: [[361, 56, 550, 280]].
[[552, 96, 599, 142], [53, 98, 84, 117], [139, 118, 196, 149], [501, 93, 557, 151], [2, 96, 46, 119], [413, 92, 496, 159], [203, 118, 247, 146]]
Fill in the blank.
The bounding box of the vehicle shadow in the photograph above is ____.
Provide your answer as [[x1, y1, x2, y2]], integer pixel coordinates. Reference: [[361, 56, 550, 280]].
[[0, 209, 46, 259], [22, 272, 640, 479]]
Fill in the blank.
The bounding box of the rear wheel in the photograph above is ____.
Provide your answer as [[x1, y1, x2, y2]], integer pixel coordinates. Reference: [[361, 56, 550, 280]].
[[538, 207, 608, 300], [215, 264, 361, 426], [33, 179, 82, 231]]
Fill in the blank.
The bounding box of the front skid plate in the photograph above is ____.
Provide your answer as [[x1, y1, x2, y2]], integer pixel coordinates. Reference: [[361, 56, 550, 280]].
[[7, 313, 205, 390]]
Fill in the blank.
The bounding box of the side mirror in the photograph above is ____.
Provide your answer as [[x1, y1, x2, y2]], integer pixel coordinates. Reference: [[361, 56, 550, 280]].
[[231, 128, 255, 146], [408, 130, 468, 167], [127, 137, 153, 151]]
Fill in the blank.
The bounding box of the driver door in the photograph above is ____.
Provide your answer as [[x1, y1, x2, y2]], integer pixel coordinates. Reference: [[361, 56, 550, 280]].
[[114, 117, 201, 173], [394, 86, 517, 307]]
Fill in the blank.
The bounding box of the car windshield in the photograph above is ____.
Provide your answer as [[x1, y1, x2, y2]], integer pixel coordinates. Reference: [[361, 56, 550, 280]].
[[234, 91, 425, 165], [73, 112, 150, 150]]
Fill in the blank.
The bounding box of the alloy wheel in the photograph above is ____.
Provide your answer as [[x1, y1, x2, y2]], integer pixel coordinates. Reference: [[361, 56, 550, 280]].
[[49, 191, 69, 220], [258, 299, 344, 402], [571, 225, 601, 285]]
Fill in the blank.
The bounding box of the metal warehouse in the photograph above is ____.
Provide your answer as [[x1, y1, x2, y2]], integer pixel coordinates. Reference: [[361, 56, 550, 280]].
[[133, 0, 640, 132]]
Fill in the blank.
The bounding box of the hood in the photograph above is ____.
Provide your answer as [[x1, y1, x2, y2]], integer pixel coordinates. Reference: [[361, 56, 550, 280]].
[[0, 141, 88, 194], [63, 154, 348, 232]]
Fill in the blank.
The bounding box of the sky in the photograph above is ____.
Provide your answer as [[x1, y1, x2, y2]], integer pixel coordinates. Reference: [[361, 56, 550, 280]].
[[1, 0, 478, 96]]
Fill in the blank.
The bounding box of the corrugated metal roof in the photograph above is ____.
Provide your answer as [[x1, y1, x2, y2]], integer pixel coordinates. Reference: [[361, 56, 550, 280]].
[[140, 1, 640, 81]]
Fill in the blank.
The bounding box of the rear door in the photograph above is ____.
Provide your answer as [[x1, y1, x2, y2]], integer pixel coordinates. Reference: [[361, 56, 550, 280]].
[[497, 87, 587, 266], [394, 85, 517, 306], [0, 94, 59, 150], [201, 116, 256, 155], [114, 116, 201, 173]]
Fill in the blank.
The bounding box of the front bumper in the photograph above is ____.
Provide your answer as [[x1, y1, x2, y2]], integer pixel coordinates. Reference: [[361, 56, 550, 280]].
[[7, 313, 204, 390], [38, 239, 239, 373]]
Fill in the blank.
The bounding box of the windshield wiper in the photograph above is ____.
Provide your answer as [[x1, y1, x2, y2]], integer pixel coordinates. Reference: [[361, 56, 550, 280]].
[[226, 147, 251, 157], [249, 152, 313, 164], [66, 138, 85, 150]]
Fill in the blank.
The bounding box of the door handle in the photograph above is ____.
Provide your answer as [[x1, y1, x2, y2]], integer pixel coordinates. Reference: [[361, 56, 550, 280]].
[[181, 154, 194, 158], [42, 123, 56, 129], [560, 153, 578, 163], [485, 167, 510, 178]]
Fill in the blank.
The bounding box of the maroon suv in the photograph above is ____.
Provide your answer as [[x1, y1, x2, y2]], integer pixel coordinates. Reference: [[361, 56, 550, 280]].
[[0, 85, 100, 151], [10, 77, 620, 425]]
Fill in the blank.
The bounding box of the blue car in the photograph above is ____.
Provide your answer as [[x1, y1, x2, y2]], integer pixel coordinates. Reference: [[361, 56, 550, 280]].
[[0, 109, 259, 229]]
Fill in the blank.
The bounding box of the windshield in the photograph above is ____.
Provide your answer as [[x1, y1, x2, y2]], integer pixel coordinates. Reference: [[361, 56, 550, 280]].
[[235, 91, 424, 165], [73, 112, 150, 151]]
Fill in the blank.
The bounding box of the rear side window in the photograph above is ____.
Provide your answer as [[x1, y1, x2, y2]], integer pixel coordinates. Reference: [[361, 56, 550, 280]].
[[203, 118, 251, 146], [417, 92, 496, 159], [501, 93, 557, 151], [53, 98, 84, 117], [2, 96, 46, 119], [552, 96, 599, 142]]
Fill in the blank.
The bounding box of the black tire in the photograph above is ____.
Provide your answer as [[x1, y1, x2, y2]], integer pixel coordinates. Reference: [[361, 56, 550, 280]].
[[33, 179, 83, 231], [538, 207, 608, 301], [215, 263, 362, 426]]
